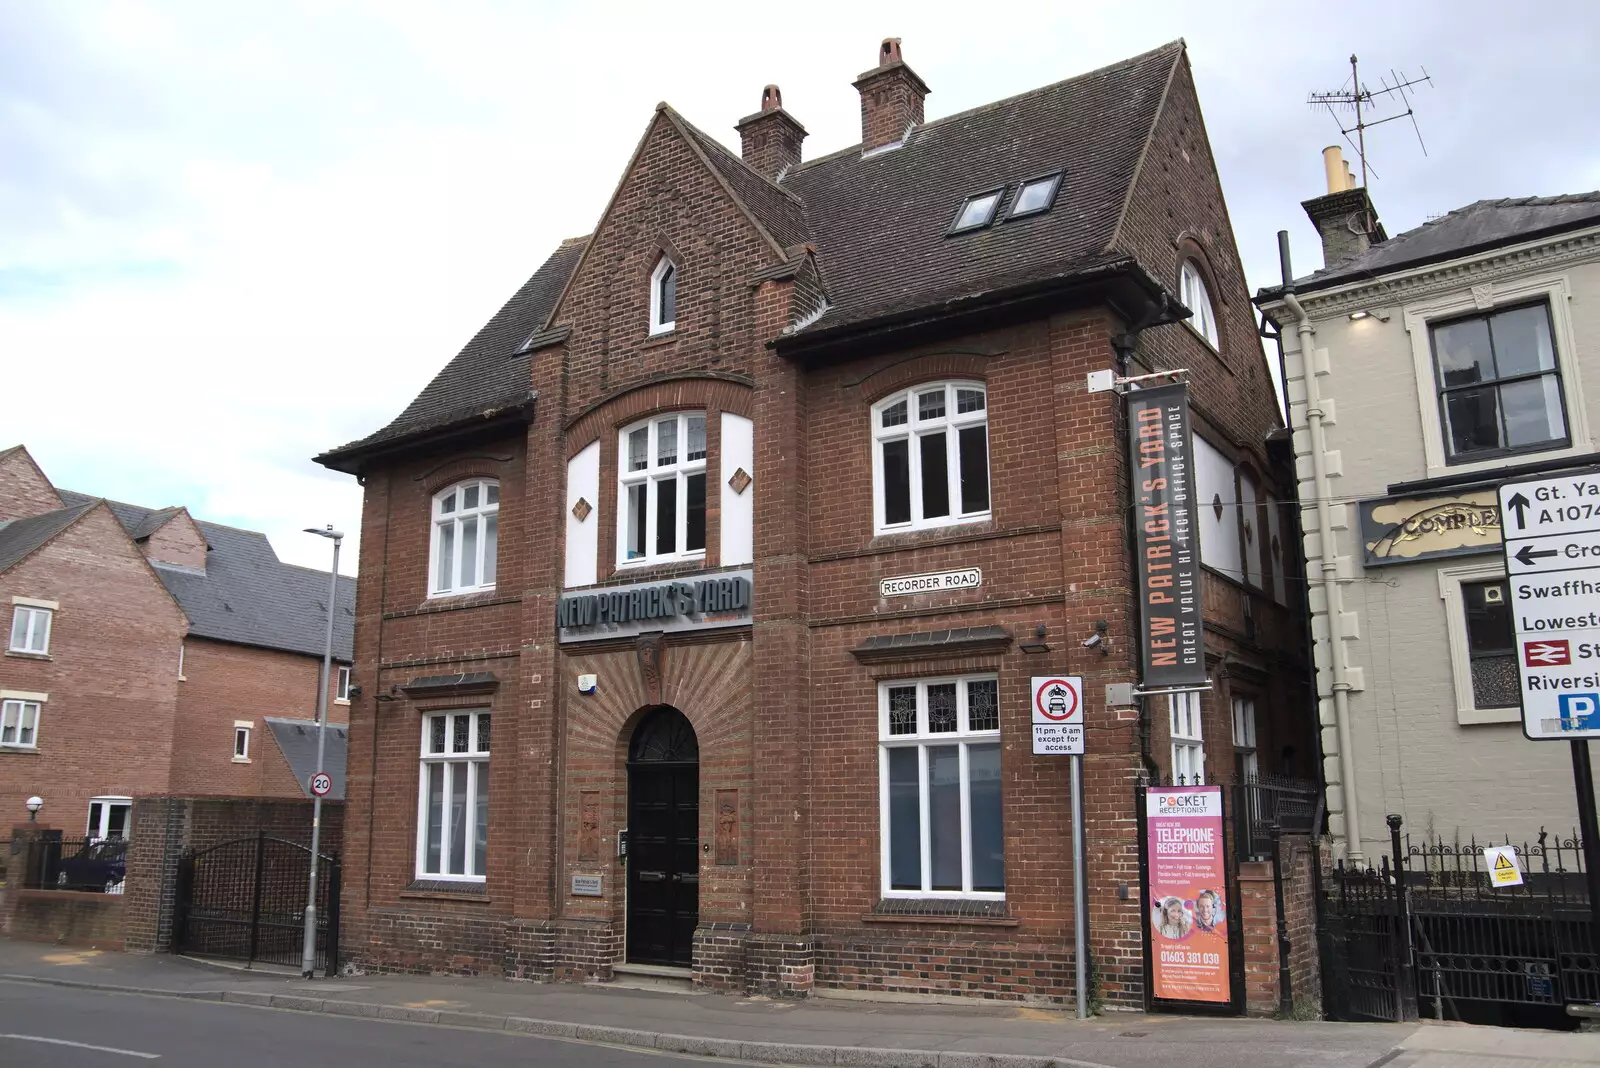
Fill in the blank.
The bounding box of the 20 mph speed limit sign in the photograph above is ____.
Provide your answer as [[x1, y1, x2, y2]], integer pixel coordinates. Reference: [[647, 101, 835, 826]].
[[1031, 676, 1084, 755], [309, 772, 333, 797]]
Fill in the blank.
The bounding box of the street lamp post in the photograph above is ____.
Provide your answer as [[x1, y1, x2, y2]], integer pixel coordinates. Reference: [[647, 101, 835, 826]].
[[300, 525, 343, 979]]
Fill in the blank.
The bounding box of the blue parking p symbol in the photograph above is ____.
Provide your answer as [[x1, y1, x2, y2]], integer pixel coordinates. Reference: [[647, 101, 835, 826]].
[[1558, 693, 1600, 731]]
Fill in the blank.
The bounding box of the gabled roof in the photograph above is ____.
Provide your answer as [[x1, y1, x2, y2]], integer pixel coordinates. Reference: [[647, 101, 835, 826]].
[[320, 41, 1185, 463], [1272, 192, 1600, 297], [316, 236, 588, 468], [264, 717, 348, 800], [57, 490, 354, 660], [0, 501, 97, 573], [778, 41, 1181, 334], [670, 109, 809, 251]]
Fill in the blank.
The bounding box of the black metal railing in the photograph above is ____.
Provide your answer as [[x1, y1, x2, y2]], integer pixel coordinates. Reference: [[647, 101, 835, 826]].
[[30, 837, 128, 894], [1321, 817, 1597, 1028], [1234, 774, 1320, 861]]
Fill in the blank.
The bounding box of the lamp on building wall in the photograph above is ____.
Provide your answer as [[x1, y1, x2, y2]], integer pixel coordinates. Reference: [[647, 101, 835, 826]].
[[299, 524, 343, 979], [1019, 625, 1051, 654], [25, 796, 42, 822], [1348, 309, 1391, 322]]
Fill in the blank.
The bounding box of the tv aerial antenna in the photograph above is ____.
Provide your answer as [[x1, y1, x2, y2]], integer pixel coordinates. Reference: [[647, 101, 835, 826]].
[[1307, 54, 1433, 190]]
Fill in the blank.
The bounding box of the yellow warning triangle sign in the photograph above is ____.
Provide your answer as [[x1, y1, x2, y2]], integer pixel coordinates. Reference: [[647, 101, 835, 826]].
[[1494, 852, 1515, 871]]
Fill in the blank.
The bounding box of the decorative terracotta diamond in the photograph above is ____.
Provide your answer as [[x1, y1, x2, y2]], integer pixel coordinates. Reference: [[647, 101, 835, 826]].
[[728, 467, 752, 495], [571, 497, 592, 522]]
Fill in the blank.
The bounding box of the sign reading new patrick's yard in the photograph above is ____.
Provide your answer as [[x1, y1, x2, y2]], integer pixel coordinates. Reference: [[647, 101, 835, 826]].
[[1126, 383, 1204, 688]]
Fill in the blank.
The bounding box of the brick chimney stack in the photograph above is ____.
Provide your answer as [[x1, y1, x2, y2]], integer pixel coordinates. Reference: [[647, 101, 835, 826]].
[[853, 37, 930, 152], [1301, 145, 1387, 267], [736, 84, 807, 180]]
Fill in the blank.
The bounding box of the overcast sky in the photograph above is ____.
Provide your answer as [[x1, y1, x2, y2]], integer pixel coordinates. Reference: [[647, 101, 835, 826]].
[[4, 1, 1596, 572]]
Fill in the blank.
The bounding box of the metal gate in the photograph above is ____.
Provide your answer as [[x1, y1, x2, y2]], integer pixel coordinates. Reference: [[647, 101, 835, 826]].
[[174, 831, 339, 974], [1321, 819, 1597, 1026]]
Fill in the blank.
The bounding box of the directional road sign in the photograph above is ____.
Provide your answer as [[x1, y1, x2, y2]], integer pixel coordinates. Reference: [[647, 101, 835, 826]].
[[1498, 472, 1600, 740]]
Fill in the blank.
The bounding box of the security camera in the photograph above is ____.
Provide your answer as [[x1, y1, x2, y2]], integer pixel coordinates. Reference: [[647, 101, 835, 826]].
[[1082, 633, 1102, 648]]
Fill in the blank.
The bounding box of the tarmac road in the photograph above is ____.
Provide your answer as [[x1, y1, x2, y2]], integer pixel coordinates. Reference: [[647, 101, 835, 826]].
[[0, 980, 740, 1068]]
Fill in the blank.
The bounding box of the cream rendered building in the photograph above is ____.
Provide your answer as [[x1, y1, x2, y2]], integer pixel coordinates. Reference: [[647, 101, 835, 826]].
[[1258, 153, 1600, 860]]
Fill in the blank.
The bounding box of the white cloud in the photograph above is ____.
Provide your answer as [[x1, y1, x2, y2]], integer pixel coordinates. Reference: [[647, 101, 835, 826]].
[[3, 0, 1595, 571]]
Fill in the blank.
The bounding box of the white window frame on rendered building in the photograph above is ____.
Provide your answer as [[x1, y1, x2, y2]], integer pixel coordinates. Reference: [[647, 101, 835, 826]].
[[1438, 560, 1520, 725], [1403, 271, 1590, 479]]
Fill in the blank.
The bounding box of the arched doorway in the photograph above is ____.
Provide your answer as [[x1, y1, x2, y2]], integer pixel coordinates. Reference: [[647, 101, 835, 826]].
[[626, 706, 699, 966]]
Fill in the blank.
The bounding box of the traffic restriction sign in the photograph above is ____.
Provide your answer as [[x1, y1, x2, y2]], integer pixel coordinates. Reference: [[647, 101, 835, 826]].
[[1031, 676, 1084, 755], [309, 772, 333, 797]]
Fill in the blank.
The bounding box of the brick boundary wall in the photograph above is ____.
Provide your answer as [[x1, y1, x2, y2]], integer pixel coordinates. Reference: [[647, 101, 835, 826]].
[[1237, 833, 1322, 1017], [122, 796, 345, 954]]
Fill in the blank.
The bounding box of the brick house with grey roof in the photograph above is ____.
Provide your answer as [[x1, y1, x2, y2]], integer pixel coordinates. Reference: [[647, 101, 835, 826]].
[[0, 445, 353, 852], [318, 39, 1313, 1006]]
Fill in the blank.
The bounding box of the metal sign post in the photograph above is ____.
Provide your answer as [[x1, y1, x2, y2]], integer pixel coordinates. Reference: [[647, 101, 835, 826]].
[[1031, 676, 1088, 1017], [1496, 474, 1600, 948]]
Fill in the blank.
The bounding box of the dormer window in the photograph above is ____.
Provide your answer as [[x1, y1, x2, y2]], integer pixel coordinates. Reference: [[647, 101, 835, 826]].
[[1007, 172, 1062, 219], [948, 188, 1004, 235], [1179, 260, 1220, 349], [650, 257, 677, 334]]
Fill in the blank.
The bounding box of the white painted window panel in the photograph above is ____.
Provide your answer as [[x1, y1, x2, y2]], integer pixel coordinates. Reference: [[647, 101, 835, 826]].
[[564, 440, 601, 588], [720, 413, 755, 566]]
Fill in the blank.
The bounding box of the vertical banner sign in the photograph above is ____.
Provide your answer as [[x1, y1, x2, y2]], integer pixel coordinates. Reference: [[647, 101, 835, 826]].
[[1146, 785, 1230, 1004], [1126, 384, 1204, 687]]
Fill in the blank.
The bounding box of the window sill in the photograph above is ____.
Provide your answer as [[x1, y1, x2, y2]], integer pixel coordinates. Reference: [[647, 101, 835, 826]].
[[232, 757, 251, 764], [864, 898, 1014, 927], [1457, 705, 1521, 726], [869, 518, 996, 550], [334, 699, 350, 706], [0, 746, 40, 755], [861, 912, 1019, 927], [615, 553, 707, 575], [4, 650, 51, 661], [425, 585, 499, 604], [642, 329, 678, 348], [1426, 441, 1589, 482], [401, 879, 489, 902]]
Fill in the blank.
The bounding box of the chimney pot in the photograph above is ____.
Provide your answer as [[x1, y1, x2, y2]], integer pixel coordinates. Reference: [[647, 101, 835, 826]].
[[1304, 146, 1386, 267], [853, 36, 929, 152], [736, 85, 807, 180]]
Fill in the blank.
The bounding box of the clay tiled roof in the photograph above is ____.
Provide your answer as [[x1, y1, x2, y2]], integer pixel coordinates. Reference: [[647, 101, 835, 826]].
[[321, 42, 1183, 466], [779, 42, 1181, 334], [317, 236, 588, 467]]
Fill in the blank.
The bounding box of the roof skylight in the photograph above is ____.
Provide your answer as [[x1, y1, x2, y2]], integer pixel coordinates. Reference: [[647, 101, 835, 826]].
[[1007, 172, 1063, 219], [948, 188, 1005, 235]]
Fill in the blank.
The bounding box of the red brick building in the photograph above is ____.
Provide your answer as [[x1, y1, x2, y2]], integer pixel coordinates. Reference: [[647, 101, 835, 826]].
[[318, 40, 1311, 1005], [0, 446, 354, 844]]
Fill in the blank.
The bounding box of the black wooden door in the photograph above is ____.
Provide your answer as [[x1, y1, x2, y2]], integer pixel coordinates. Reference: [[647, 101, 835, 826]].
[[626, 708, 699, 967]]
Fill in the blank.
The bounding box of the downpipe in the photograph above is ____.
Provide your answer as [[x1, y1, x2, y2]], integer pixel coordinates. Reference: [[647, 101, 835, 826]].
[[1281, 288, 1364, 863]]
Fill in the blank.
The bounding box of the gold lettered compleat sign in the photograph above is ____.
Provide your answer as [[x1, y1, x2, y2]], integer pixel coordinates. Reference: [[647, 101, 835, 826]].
[[1359, 489, 1501, 567]]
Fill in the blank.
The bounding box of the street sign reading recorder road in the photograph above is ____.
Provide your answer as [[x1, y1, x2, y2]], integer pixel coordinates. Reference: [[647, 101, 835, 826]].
[[1498, 472, 1600, 740]]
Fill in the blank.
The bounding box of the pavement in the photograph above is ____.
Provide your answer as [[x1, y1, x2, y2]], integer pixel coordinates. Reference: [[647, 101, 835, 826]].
[[0, 938, 1596, 1067]]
